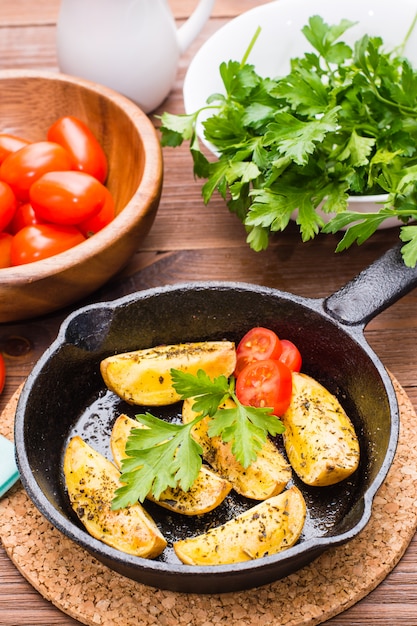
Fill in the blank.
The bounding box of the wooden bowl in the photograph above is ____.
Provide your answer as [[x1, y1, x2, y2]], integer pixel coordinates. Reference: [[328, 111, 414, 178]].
[[0, 69, 163, 323]]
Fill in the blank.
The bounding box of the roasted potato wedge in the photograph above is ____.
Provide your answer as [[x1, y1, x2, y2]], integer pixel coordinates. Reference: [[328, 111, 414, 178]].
[[63, 436, 167, 558], [100, 341, 236, 405], [182, 397, 291, 500], [174, 486, 306, 565], [110, 414, 232, 515], [282, 372, 360, 486]]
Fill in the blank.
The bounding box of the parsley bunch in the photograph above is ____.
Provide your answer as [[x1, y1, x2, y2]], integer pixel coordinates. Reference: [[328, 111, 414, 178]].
[[159, 14, 417, 266], [112, 369, 284, 509]]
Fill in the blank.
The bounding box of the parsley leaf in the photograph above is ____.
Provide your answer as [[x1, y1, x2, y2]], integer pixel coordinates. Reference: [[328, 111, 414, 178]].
[[112, 413, 203, 509], [264, 108, 340, 165], [158, 13, 417, 266], [208, 402, 283, 468], [400, 225, 417, 267], [301, 15, 355, 64], [112, 368, 284, 509], [170, 368, 230, 416]]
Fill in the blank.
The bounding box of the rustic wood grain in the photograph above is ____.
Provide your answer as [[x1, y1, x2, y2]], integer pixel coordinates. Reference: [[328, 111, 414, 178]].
[[1, 1, 417, 625], [0, 0, 271, 25]]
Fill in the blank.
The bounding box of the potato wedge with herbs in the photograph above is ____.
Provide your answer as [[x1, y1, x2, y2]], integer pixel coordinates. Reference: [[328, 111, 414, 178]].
[[182, 397, 291, 500], [110, 414, 232, 515], [100, 341, 236, 405], [174, 486, 306, 565], [282, 372, 360, 486], [63, 436, 166, 558]]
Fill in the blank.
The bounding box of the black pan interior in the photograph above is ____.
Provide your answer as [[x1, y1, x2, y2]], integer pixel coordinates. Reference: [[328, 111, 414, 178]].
[[15, 283, 398, 592]]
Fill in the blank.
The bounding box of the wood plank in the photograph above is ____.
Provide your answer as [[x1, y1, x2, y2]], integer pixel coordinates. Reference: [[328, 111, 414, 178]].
[[0, 0, 271, 26], [0, 0, 59, 25]]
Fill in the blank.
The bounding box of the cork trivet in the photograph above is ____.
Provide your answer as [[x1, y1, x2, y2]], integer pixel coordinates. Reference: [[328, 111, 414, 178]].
[[1, 375, 417, 626]]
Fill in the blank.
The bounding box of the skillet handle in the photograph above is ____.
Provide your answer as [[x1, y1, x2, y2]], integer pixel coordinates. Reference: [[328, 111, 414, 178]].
[[324, 244, 417, 327]]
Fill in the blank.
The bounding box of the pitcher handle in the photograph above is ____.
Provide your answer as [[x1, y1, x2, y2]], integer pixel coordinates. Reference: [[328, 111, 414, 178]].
[[177, 0, 215, 54]]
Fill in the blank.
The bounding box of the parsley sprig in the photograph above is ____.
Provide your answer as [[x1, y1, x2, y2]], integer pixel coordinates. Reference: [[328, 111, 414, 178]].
[[112, 369, 284, 509], [159, 14, 417, 266]]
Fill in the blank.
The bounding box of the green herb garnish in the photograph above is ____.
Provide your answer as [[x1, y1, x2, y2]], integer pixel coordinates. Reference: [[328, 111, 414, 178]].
[[111, 368, 284, 509], [159, 14, 417, 266]]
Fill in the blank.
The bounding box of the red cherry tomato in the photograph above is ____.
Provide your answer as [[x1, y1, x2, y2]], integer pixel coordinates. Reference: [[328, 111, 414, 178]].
[[9, 202, 45, 234], [0, 232, 13, 268], [47, 116, 108, 183], [236, 358, 292, 416], [30, 171, 107, 226], [0, 181, 17, 231], [235, 327, 282, 377], [0, 141, 73, 201], [10, 224, 86, 265], [279, 339, 302, 372], [0, 353, 5, 393], [0, 133, 30, 164], [77, 186, 115, 237]]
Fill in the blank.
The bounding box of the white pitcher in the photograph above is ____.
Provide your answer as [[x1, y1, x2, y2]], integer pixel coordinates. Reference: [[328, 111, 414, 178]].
[[56, 0, 215, 112]]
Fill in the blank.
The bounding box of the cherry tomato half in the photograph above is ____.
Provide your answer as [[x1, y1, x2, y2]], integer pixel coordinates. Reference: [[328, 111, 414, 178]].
[[77, 186, 115, 237], [236, 358, 292, 416], [47, 116, 108, 183], [0, 141, 73, 201], [0, 232, 13, 268], [0, 181, 17, 232], [10, 224, 86, 265], [279, 339, 302, 373], [30, 171, 107, 226], [0, 133, 30, 164], [235, 327, 282, 377], [0, 353, 5, 393]]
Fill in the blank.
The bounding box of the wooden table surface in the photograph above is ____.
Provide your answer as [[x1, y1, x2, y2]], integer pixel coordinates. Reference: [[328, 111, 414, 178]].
[[1, 1, 417, 624]]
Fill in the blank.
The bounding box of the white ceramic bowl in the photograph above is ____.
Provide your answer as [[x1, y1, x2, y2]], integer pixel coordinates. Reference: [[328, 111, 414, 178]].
[[184, 0, 417, 228]]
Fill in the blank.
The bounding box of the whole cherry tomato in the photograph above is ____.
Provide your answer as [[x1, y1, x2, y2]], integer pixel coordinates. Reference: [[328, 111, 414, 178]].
[[77, 185, 115, 237], [29, 171, 107, 225], [10, 224, 86, 265], [236, 358, 292, 417], [47, 116, 108, 183], [0, 181, 17, 232], [234, 327, 282, 377], [9, 202, 45, 235], [0, 133, 30, 164], [0, 353, 5, 393], [0, 141, 73, 201], [0, 232, 13, 268], [279, 339, 302, 372]]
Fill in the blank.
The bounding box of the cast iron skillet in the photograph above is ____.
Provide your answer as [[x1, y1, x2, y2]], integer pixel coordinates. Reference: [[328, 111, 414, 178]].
[[14, 244, 417, 593]]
